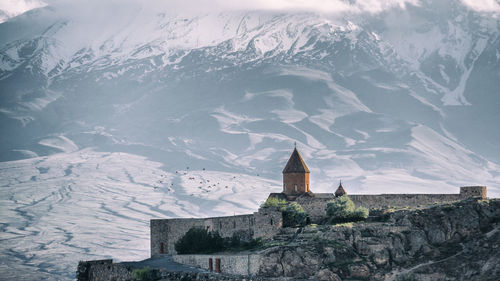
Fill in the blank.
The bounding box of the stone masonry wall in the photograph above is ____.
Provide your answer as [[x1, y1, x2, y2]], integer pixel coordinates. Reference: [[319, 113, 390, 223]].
[[77, 259, 290, 281], [253, 208, 282, 239], [350, 194, 463, 209], [297, 193, 471, 223], [295, 196, 334, 223], [460, 186, 487, 199], [172, 254, 262, 276], [151, 214, 255, 255], [77, 260, 131, 281]]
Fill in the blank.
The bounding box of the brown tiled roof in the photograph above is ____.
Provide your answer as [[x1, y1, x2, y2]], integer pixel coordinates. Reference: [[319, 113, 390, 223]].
[[282, 148, 310, 173]]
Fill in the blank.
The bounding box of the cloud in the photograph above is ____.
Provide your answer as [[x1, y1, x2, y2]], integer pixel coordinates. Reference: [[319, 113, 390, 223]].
[[2, 0, 499, 24], [39, 0, 420, 16], [460, 0, 500, 13], [0, 0, 46, 22], [141, 0, 421, 15]]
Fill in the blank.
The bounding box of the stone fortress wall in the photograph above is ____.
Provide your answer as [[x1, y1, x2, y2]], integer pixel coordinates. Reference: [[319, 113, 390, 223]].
[[151, 214, 254, 256], [151, 186, 486, 256], [298, 186, 486, 223], [151, 209, 283, 255], [271, 186, 486, 223], [172, 254, 262, 276]]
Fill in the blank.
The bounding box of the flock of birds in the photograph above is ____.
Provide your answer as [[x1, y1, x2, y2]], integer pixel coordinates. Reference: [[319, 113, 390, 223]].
[[150, 166, 261, 196]]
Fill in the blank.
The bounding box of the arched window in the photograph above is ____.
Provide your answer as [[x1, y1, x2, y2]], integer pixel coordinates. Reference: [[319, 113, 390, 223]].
[[294, 184, 297, 192], [283, 183, 286, 192]]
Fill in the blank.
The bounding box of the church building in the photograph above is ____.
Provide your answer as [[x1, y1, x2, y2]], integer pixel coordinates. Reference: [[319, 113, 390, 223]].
[[150, 145, 487, 256], [282, 147, 310, 195]]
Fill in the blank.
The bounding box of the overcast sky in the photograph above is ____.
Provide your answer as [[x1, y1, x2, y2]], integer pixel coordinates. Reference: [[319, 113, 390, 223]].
[[1, 0, 499, 23]]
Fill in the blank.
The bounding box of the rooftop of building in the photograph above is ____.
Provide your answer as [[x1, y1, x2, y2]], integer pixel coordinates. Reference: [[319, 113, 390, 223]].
[[282, 147, 310, 174]]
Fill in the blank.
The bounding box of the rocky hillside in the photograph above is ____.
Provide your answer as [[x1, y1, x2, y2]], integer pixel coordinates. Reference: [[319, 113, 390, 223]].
[[259, 199, 500, 280], [78, 199, 500, 281]]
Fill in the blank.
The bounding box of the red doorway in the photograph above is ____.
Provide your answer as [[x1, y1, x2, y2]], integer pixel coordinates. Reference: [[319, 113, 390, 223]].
[[215, 258, 221, 273]]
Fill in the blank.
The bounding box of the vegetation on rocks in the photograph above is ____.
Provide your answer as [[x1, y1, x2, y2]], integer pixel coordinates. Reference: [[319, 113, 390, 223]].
[[326, 196, 369, 223], [131, 267, 157, 281], [282, 202, 308, 227], [175, 227, 262, 254], [262, 197, 308, 227], [261, 197, 287, 210], [226, 235, 263, 252], [258, 199, 500, 281], [175, 228, 226, 254]]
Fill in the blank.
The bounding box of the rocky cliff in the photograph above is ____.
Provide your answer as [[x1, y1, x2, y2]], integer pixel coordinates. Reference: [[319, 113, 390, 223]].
[[78, 199, 500, 281], [259, 199, 500, 280]]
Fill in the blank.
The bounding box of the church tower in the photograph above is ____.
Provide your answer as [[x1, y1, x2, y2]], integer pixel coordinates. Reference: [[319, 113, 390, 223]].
[[282, 147, 310, 195]]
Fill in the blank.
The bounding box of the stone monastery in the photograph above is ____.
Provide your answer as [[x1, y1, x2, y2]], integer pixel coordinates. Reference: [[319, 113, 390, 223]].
[[151, 147, 487, 256]]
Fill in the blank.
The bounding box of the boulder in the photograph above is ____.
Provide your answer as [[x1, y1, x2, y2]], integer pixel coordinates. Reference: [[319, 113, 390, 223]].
[[348, 263, 370, 279], [315, 269, 342, 281]]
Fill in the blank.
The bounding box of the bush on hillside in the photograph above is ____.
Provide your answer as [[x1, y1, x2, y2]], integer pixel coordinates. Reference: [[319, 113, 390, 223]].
[[283, 202, 308, 227], [326, 196, 369, 223], [226, 234, 263, 251], [326, 195, 355, 218], [174, 227, 225, 254], [131, 267, 157, 281], [351, 206, 369, 221], [261, 198, 309, 227], [261, 197, 287, 210], [175, 228, 263, 254]]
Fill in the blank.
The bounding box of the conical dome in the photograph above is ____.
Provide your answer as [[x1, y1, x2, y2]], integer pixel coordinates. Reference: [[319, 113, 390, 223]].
[[282, 148, 310, 174], [335, 180, 346, 197]]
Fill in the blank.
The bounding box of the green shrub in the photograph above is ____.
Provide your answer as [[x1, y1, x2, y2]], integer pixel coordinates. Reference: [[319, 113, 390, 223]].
[[262, 198, 309, 227], [261, 197, 287, 210], [350, 206, 369, 221], [283, 202, 308, 227], [226, 235, 263, 251], [229, 234, 241, 248], [326, 196, 355, 219], [132, 267, 156, 281], [245, 237, 263, 249], [326, 196, 369, 223], [175, 227, 225, 254], [333, 222, 353, 228], [175, 228, 263, 254]]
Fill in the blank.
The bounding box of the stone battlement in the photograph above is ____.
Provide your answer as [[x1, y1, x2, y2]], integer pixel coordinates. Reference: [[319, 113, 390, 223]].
[[268, 186, 487, 223], [460, 186, 487, 198], [151, 210, 282, 255]]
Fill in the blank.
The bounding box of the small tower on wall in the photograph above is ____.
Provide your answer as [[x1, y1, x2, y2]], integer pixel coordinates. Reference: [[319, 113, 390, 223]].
[[282, 146, 310, 195], [335, 180, 346, 197]]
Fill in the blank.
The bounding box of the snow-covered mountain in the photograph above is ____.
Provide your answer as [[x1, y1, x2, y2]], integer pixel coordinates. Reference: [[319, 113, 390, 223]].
[[0, 0, 499, 280]]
